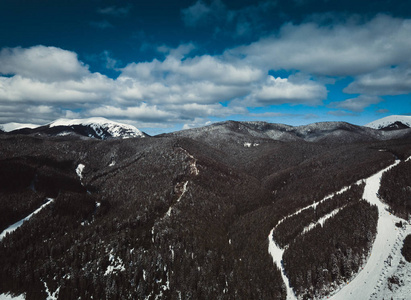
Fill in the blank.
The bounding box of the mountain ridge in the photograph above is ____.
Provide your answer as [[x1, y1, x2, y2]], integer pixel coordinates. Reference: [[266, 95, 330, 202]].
[[2, 115, 411, 141], [0, 117, 146, 140]]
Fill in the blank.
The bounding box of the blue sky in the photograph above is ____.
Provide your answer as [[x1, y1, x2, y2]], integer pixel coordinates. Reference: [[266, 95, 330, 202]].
[[0, 0, 411, 134]]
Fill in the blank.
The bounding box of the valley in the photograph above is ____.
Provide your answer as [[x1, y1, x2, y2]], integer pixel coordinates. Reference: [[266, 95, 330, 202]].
[[0, 117, 410, 299]]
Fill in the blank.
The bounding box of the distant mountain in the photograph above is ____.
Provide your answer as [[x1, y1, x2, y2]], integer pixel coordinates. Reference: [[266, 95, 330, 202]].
[[365, 115, 411, 130], [1, 117, 146, 139], [0, 122, 38, 133], [165, 120, 409, 144]]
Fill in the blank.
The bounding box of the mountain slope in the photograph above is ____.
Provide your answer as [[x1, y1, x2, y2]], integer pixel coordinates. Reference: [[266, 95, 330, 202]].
[[0, 119, 410, 299]]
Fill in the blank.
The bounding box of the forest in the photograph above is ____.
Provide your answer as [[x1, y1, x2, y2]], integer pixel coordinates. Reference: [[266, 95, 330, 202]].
[[0, 121, 410, 299]]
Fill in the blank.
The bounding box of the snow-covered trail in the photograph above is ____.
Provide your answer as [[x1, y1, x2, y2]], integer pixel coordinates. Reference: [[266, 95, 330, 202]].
[[329, 160, 408, 300], [268, 186, 352, 300], [268, 158, 410, 300], [0, 198, 54, 241], [268, 228, 296, 300]]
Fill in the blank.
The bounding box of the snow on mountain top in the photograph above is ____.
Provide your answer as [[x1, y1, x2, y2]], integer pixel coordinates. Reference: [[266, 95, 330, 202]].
[[365, 115, 411, 129], [49, 117, 145, 138], [0, 122, 39, 132], [50, 117, 132, 129]]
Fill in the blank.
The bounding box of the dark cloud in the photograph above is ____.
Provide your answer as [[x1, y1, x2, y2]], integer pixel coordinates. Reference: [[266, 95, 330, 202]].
[[98, 5, 132, 17], [328, 95, 383, 112], [181, 0, 278, 38], [376, 109, 390, 114], [90, 20, 114, 29], [327, 110, 357, 116], [344, 65, 411, 96]]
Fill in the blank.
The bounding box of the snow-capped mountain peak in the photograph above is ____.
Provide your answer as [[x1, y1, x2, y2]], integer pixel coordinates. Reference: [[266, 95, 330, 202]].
[[48, 117, 146, 139], [0, 122, 39, 132], [365, 115, 411, 130], [0, 117, 146, 139]]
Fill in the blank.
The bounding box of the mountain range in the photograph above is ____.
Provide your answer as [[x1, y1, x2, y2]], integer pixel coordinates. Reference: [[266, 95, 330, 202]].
[[1, 115, 411, 141], [0, 115, 410, 300]]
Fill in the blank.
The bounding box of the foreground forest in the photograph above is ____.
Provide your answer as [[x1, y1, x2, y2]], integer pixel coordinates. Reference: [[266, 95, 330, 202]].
[[0, 120, 410, 299]]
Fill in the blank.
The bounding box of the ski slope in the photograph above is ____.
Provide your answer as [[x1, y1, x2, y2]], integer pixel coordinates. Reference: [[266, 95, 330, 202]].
[[329, 160, 410, 300], [269, 158, 411, 300]]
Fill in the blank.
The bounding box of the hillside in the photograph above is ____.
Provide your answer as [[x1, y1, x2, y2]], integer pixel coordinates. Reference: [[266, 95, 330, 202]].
[[0, 119, 410, 299]]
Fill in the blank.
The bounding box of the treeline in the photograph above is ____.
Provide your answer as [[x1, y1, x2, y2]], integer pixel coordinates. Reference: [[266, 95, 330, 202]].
[[273, 183, 365, 248], [379, 159, 411, 219], [282, 200, 378, 299]]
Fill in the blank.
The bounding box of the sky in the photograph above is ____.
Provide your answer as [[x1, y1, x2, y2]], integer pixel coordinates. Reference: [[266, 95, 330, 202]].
[[0, 0, 411, 134]]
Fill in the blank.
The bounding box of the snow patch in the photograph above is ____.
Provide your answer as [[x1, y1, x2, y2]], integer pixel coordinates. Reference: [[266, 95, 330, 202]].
[[0, 293, 25, 300], [76, 164, 85, 180], [244, 142, 259, 147], [177, 181, 188, 203], [179, 148, 199, 176], [302, 206, 345, 235], [56, 131, 71, 137], [166, 181, 189, 218], [42, 281, 59, 300], [104, 249, 125, 276]]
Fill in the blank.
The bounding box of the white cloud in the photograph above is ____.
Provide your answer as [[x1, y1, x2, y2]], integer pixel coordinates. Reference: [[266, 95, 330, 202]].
[[88, 103, 174, 123], [329, 95, 383, 112], [0, 43, 332, 128], [243, 74, 327, 106], [327, 110, 357, 116], [166, 103, 247, 118], [182, 118, 213, 130], [121, 50, 263, 86], [248, 112, 293, 118], [344, 65, 411, 95], [118, 49, 262, 106], [0, 46, 89, 82], [0, 103, 62, 124], [233, 15, 411, 76], [0, 74, 113, 103]]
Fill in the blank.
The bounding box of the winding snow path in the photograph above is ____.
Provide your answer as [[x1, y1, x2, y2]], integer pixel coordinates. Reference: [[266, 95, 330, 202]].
[[268, 186, 353, 300], [268, 158, 410, 300], [329, 160, 407, 300]]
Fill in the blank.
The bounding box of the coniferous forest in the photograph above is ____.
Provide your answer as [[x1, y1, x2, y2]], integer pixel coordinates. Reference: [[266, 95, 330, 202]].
[[0, 120, 411, 299]]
